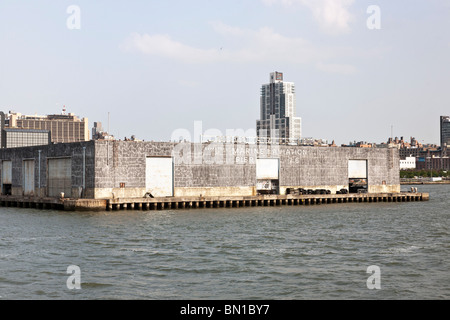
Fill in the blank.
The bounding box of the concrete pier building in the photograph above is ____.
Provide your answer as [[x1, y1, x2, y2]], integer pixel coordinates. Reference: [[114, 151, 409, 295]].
[[0, 140, 400, 200]]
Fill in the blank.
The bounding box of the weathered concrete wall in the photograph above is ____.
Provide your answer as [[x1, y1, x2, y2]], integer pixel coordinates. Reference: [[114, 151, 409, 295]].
[[367, 147, 400, 193], [174, 186, 256, 197], [95, 141, 400, 198], [94, 141, 259, 198], [94, 141, 175, 199], [173, 142, 257, 195], [1, 140, 400, 199], [0, 141, 95, 198], [279, 146, 400, 193]]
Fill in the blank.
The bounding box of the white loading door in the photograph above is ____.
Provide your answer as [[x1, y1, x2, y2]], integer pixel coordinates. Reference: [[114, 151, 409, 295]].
[[146, 157, 173, 197], [348, 160, 368, 178], [48, 158, 72, 198], [23, 160, 35, 196], [2, 160, 12, 185], [256, 158, 279, 180]]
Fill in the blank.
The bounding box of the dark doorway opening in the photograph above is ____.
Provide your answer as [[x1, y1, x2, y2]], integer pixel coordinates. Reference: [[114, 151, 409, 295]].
[[349, 179, 368, 194], [256, 179, 279, 195], [2, 184, 12, 195]]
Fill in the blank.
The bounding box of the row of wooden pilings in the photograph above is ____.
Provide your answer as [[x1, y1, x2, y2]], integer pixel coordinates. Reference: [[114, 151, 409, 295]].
[[0, 193, 429, 211], [106, 193, 428, 211], [0, 199, 63, 210]]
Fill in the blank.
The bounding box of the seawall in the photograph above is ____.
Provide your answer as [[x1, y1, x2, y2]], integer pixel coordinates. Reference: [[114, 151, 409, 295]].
[[0, 192, 429, 212]]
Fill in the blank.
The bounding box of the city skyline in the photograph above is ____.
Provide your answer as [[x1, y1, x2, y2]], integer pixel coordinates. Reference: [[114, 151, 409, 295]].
[[1, 1, 449, 145]]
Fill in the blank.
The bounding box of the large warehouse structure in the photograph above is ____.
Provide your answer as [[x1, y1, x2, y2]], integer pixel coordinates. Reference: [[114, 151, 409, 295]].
[[0, 140, 400, 199]]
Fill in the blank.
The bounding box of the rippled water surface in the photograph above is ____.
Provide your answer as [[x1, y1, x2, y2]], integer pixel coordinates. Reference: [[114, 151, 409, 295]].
[[0, 185, 448, 299]]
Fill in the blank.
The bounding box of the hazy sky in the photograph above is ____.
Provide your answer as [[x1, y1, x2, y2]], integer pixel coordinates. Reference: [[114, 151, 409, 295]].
[[1, 0, 449, 145]]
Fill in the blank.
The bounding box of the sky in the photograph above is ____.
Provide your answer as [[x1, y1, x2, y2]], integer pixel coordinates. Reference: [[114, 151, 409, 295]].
[[0, 0, 449, 145]]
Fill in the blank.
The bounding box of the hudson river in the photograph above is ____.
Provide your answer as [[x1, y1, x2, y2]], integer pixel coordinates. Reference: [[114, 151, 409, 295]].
[[0, 185, 448, 300]]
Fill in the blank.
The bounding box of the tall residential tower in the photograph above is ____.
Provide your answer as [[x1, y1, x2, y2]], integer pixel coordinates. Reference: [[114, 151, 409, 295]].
[[256, 72, 301, 143], [440, 115, 450, 148]]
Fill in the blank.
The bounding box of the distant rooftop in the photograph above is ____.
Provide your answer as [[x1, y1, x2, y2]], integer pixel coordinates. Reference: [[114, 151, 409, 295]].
[[4, 128, 49, 133]]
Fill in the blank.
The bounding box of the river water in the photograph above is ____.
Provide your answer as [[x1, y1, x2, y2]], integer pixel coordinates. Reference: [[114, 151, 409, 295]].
[[0, 185, 448, 300]]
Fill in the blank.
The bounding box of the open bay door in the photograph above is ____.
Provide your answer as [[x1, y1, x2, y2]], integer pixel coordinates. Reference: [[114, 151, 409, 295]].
[[256, 158, 279, 194], [145, 157, 173, 197], [348, 160, 368, 193]]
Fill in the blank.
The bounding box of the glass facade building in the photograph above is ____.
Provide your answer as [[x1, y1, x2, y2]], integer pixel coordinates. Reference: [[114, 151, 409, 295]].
[[3, 129, 51, 148]]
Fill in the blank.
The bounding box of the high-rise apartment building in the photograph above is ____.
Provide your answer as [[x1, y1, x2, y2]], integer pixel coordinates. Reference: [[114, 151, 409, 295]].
[[257, 72, 301, 143], [440, 116, 450, 148]]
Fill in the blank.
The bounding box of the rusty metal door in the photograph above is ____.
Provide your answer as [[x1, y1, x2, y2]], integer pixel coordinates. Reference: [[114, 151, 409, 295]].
[[23, 160, 35, 196]]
